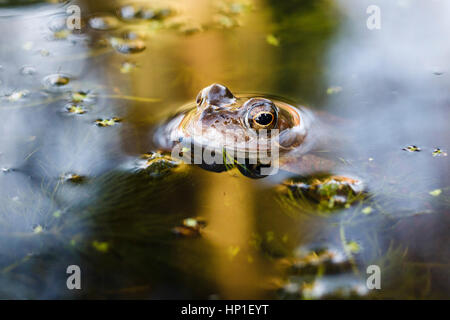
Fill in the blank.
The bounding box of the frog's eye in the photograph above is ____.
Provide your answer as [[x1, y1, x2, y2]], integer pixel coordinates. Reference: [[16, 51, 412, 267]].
[[244, 98, 278, 131]]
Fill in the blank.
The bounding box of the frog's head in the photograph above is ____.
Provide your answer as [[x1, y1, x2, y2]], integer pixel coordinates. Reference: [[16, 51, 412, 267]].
[[180, 84, 310, 153]]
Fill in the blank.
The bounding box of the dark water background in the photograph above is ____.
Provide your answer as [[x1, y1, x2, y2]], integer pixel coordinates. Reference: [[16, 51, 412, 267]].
[[0, 0, 448, 299]]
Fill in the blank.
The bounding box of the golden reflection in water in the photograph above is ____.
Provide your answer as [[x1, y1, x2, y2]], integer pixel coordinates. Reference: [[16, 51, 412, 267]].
[[127, 0, 274, 297], [199, 170, 263, 299]]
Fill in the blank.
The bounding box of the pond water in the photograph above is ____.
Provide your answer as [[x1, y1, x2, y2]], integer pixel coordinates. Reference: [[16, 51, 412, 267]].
[[0, 0, 448, 299]]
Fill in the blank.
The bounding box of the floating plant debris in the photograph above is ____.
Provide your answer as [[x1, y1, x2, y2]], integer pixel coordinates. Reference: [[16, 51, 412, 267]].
[[33, 224, 44, 234], [68, 90, 96, 104], [5, 90, 29, 102], [42, 73, 71, 92], [120, 61, 137, 73], [432, 148, 447, 157], [110, 37, 146, 54], [282, 175, 365, 208], [326, 86, 343, 94], [95, 117, 122, 127], [66, 104, 87, 115], [402, 145, 421, 152], [429, 189, 442, 197], [117, 4, 172, 21], [172, 217, 207, 237], [61, 173, 86, 183], [266, 34, 280, 46], [135, 152, 181, 177], [92, 240, 109, 253], [88, 14, 120, 30], [287, 246, 352, 275]]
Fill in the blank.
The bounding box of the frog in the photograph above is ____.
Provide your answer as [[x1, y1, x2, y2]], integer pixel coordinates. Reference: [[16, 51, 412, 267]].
[[153, 84, 364, 200]]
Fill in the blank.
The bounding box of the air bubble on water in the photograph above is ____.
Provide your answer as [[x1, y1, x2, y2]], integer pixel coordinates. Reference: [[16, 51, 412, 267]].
[[20, 65, 37, 76], [88, 14, 120, 31], [117, 4, 172, 21], [42, 73, 71, 92], [47, 16, 72, 40]]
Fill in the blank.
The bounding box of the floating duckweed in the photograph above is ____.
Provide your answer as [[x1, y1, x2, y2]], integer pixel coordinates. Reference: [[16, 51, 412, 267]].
[[66, 104, 87, 115], [326, 86, 343, 94], [432, 148, 447, 157], [362, 206, 373, 215], [22, 41, 34, 51], [266, 34, 280, 46], [61, 173, 85, 183], [172, 217, 206, 237], [33, 225, 43, 234], [20, 65, 37, 76], [120, 61, 137, 73], [88, 14, 120, 30], [39, 49, 50, 57], [43, 73, 71, 92], [284, 175, 365, 209], [228, 245, 240, 260], [287, 246, 351, 276], [214, 14, 240, 28], [183, 217, 207, 229], [136, 152, 181, 177], [402, 145, 421, 152], [69, 90, 95, 104], [47, 17, 72, 40], [429, 189, 442, 197], [110, 37, 146, 54], [6, 90, 29, 102], [345, 241, 360, 253], [95, 117, 122, 127], [117, 4, 172, 21], [92, 240, 109, 253]]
